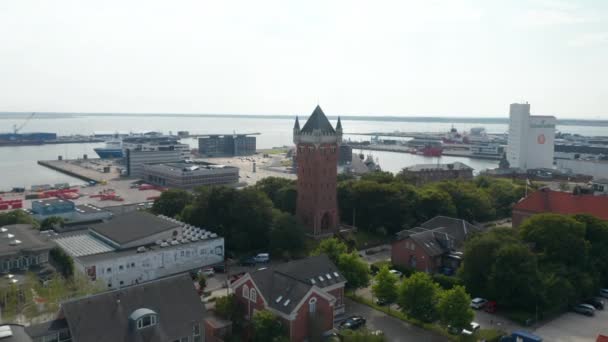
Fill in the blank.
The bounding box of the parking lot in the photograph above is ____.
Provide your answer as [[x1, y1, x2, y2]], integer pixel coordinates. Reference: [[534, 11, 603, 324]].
[[533, 307, 608, 341]]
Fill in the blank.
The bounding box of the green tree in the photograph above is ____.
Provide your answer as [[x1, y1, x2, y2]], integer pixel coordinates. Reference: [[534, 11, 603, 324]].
[[487, 243, 540, 309], [312, 238, 348, 264], [274, 185, 297, 214], [372, 266, 398, 305], [337, 252, 371, 289], [437, 285, 474, 331], [252, 309, 287, 342], [416, 188, 456, 222], [269, 210, 306, 259], [397, 272, 440, 322], [50, 247, 74, 278], [433, 181, 495, 221], [215, 294, 246, 331], [40, 216, 65, 230], [360, 171, 394, 184], [0, 210, 37, 226], [575, 214, 608, 286], [152, 189, 193, 218], [341, 329, 385, 342]]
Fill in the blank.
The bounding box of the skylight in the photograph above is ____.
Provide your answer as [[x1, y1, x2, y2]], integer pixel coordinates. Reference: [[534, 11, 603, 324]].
[[310, 278, 316, 284], [276, 296, 283, 303], [318, 276, 324, 282], [333, 272, 339, 277], [326, 273, 332, 280], [283, 299, 291, 306]]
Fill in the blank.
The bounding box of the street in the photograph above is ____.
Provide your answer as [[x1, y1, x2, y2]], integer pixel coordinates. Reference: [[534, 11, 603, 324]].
[[533, 307, 608, 341], [344, 298, 448, 342]]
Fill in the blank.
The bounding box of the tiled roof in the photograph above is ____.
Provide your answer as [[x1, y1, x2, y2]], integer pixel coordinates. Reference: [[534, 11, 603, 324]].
[[513, 189, 608, 221], [300, 106, 336, 134], [395, 216, 480, 256], [248, 255, 345, 315]]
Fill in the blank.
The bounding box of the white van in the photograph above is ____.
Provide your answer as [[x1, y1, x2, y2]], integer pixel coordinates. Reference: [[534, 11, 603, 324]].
[[254, 253, 270, 263]]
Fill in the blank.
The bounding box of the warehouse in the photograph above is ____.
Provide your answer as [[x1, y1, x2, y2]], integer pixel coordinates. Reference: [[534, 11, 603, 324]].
[[142, 161, 239, 189]]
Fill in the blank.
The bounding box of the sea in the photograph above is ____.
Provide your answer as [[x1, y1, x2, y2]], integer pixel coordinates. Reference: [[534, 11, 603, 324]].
[[1, 114, 606, 191]]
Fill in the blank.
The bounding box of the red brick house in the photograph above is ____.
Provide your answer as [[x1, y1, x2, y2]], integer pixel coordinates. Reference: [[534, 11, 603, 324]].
[[512, 188, 608, 227], [391, 216, 480, 274], [231, 255, 346, 341]]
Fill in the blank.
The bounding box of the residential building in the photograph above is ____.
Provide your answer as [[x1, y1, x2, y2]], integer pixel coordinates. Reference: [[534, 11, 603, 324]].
[[142, 161, 239, 189], [198, 134, 257, 157], [26, 274, 206, 342], [400, 162, 473, 185], [52, 211, 224, 289], [512, 188, 608, 227], [293, 106, 342, 237], [391, 216, 480, 274], [0, 224, 52, 273], [507, 102, 556, 170], [30, 199, 112, 226], [0, 324, 32, 342], [231, 255, 346, 342]]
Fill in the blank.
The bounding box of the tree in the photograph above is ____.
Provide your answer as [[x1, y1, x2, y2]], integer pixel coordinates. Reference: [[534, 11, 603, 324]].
[[152, 189, 193, 218], [269, 210, 306, 258], [575, 214, 608, 286], [437, 285, 474, 331], [397, 272, 440, 322], [341, 329, 385, 342], [360, 171, 394, 184], [312, 238, 348, 264], [252, 309, 287, 342], [0, 210, 37, 226], [255, 177, 297, 214], [372, 266, 398, 305], [337, 252, 371, 289], [197, 274, 207, 290], [433, 181, 495, 222], [50, 247, 74, 278], [40, 216, 65, 230], [487, 243, 540, 309], [215, 294, 246, 331], [416, 188, 456, 222]]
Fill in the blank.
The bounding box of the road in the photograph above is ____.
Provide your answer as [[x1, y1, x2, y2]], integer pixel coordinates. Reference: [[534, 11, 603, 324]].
[[344, 298, 448, 342]]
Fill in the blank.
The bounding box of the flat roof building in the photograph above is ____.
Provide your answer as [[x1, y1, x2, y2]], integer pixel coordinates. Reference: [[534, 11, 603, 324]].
[[30, 199, 113, 226], [52, 211, 224, 289], [0, 224, 53, 274], [142, 161, 239, 189], [198, 134, 257, 157]]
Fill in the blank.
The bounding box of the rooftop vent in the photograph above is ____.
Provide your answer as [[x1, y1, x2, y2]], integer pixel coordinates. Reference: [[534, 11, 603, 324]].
[[9, 240, 22, 246]]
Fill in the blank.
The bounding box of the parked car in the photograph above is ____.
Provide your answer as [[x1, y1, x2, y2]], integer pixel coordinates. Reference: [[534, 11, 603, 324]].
[[200, 268, 214, 277], [212, 264, 226, 273], [376, 298, 388, 306], [389, 269, 403, 278], [572, 303, 595, 316], [254, 253, 270, 263], [339, 316, 366, 330], [240, 257, 257, 266], [584, 297, 605, 310], [600, 288, 608, 298], [470, 297, 488, 309], [462, 322, 480, 335]]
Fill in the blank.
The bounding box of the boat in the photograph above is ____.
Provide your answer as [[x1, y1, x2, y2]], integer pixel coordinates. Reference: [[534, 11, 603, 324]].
[[418, 143, 443, 156], [94, 138, 124, 159]]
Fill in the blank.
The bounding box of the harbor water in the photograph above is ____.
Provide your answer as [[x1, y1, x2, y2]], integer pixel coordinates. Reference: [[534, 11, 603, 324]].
[[0, 114, 605, 190]]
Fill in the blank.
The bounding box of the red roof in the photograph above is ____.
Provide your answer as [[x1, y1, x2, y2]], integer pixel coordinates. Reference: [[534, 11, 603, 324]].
[[514, 189, 608, 221], [597, 335, 608, 342]]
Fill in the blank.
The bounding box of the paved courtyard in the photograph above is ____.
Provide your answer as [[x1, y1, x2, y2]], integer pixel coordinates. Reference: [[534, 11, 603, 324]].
[[533, 308, 608, 341]]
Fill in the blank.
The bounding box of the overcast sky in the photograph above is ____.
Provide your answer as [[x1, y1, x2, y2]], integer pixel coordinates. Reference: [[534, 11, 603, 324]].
[[1, 0, 607, 118]]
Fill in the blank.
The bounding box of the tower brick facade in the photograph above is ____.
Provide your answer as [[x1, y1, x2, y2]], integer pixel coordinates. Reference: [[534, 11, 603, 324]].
[[293, 106, 342, 237]]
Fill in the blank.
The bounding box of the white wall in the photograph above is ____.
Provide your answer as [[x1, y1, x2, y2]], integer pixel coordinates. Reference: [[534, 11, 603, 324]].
[[80, 238, 224, 289], [526, 116, 556, 169], [557, 159, 608, 179]]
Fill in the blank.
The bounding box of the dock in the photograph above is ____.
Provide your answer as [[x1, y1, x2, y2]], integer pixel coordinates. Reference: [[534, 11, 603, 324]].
[[351, 144, 502, 160], [37, 159, 120, 183]]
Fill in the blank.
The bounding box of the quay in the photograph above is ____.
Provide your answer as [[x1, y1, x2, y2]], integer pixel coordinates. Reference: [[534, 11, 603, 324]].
[[37, 159, 120, 183], [351, 144, 502, 160]]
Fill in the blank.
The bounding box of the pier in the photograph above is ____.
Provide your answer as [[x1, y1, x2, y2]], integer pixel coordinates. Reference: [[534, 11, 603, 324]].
[[37, 159, 119, 183]]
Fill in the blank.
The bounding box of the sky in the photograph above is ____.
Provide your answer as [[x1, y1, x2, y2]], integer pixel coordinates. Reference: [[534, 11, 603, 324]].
[[0, 0, 607, 118]]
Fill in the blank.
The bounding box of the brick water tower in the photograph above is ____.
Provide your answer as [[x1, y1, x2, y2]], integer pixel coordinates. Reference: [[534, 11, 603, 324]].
[[293, 105, 342, 237]]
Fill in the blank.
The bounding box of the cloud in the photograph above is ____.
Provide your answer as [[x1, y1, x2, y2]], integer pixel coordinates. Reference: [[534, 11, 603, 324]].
[[568, 32, 608, 47], [514, 0, 597, 27]]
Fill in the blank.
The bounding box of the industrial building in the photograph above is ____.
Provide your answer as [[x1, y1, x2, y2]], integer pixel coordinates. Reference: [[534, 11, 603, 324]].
[[507, 103, 556, 170], [52, 211, 224, 289], [30, 198, 113, 225], [557, 158, 608, 180], [0, 224, 53, 273], [198, 134, 257, 157], [125, 148, 183, 178], [142, 161, 239, 189]]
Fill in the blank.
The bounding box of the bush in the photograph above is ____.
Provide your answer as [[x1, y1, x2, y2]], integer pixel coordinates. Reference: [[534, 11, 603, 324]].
[[433, 274, 463, 290]]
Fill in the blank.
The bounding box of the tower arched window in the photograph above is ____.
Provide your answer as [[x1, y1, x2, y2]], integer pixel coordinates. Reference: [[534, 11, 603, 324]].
[[309, 297, 317, 314], [242, 285, 249, 299]]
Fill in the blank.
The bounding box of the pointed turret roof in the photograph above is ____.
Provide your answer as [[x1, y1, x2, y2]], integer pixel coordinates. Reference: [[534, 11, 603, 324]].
[[336, 116, 342, 130], [294, 116, 300, 130], [301, 105, 336, 134]]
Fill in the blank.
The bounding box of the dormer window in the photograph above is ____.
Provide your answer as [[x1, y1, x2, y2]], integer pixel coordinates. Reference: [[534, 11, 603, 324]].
[[129, 308, 158, 330]]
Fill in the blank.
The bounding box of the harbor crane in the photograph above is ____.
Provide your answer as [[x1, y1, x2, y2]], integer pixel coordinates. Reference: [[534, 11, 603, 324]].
[[13, 112, 36, 134]]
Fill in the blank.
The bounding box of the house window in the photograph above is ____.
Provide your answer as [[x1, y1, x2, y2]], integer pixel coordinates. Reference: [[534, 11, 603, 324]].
[[106, 267, 112, 273], [309, 297, 317, 314], [242, 285, 249, 299], [137, 314, 157, 329], [193, 323, 201, 342], [250, 288, 257, 302], [119, 265, 124, 270]]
